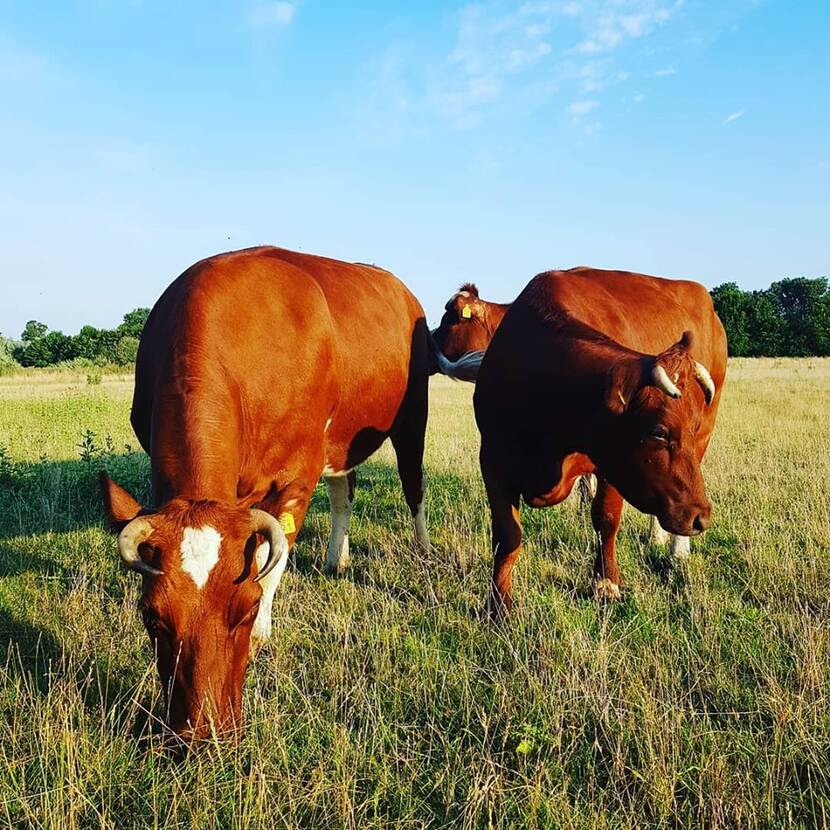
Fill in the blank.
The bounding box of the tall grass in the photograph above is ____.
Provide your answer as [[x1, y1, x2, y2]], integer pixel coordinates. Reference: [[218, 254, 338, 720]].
[[0, 360, 828, 828]]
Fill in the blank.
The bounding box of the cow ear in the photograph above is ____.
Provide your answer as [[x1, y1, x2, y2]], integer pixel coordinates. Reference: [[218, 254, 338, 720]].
[[99, 472, 144, 531], [605, 356, 646, 415]]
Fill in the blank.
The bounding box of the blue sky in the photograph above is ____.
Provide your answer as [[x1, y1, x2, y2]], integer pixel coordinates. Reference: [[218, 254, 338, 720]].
[[1, 0, 828, 336]]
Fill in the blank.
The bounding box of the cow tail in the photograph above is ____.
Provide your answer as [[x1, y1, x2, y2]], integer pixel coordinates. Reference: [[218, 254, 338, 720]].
[[428, 334, 484, 383]]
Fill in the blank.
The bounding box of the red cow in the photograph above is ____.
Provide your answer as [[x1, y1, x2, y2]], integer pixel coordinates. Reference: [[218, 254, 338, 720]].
[[472, 267, 727, 616], [431, 283, 510, 362], [100, 245, 474, 740]]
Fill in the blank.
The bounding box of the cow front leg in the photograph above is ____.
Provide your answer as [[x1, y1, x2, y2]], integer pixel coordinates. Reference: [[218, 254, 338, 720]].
[[649, 515, 670, 545], [591, 478, 624, 601], [669, 534, 691, 558], [482, 457, 523, 620], [324, 471, 355, 574]]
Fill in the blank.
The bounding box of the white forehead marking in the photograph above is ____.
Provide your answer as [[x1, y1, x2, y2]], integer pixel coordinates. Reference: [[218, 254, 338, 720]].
[[179, 526, 222, 589]]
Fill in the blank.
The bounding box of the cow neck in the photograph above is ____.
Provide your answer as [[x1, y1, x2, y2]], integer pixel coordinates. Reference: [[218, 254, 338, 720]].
[[481, 301, 510, 339], [546, 326, 642, 451], [150, 387, 241, 506]]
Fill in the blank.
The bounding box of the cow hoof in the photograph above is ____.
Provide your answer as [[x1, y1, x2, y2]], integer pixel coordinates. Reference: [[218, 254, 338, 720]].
[[324, 555, 351, 576], [593, 578, 621, 602], [485, 592, 511, 623]]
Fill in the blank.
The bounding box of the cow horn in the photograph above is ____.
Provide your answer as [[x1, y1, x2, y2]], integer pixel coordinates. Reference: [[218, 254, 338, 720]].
[[117, 517, 163, 576], [693, 360, 716, 405], [652, 364, 682, 399], [250, 509, 289, 583]]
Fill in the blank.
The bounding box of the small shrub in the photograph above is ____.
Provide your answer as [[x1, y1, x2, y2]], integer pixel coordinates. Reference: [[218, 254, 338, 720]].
[[87, 370, 102, 386]]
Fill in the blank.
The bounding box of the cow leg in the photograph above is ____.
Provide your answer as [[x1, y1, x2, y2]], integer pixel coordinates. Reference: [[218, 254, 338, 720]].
[[649, 516, 670, 545], [669, 534, 691, 558], [591, 478, 624, 601], [325, 471, 356, 574], [482, 458, 523, 620], [391, 397, 429, 552]]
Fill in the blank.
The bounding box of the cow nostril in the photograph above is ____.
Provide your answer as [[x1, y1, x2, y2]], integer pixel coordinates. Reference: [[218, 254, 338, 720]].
[[693, 512, 711, 533]]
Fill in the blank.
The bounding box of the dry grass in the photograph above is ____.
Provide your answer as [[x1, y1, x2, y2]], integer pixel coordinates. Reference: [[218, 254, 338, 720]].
[[0, 360, 828, 828]]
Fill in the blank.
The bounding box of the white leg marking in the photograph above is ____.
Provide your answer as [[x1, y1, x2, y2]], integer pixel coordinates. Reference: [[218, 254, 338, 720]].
[[325, 476, 352, 573], [179, 526, 222, 588], [413, 473, 429, 551], [649, 516, 670, 546], [251, 539, 289, 649], [669, 534, 691, 558]]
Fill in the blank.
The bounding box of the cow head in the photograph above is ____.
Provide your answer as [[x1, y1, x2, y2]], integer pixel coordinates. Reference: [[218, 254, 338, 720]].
[[432, 284, 494, 361], [99, 473, 288, 743], [591, 331, 717, 536]]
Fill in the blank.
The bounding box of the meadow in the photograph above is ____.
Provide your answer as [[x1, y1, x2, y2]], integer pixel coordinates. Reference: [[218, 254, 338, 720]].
[[0, 360, 828, 829]]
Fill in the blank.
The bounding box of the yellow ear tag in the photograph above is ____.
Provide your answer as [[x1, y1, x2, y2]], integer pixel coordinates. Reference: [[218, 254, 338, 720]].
[[278, 512, 296, 535], [461, 305, 472, 319]]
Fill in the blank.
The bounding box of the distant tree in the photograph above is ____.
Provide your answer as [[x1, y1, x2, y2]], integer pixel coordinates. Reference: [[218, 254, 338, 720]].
[[745, 291, 784, 357], [118, 308, 151, 339], [767, 277, 830, 357], [72, 325, 104, 360], [21, 320, 48, 342], [113, 335, 140, 365], [711, 282, 750, 356], [0, 334, 18, 373]]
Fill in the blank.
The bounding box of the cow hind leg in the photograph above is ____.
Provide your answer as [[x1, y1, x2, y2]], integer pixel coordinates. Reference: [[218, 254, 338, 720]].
[[325, 471, 355, 573], [391, 396, 429, 552], [482, 455, 523, 620], [591, 478, 624, 601]]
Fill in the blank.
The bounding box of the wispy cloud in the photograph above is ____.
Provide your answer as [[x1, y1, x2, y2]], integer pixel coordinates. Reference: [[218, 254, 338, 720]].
[[573, 2, 679, 55], [723, 109, 745, 124], [568, 99, 599, 116], [363, 0, 690, 135], [246, 2, 296, 29], [653, 65, 677, 76]]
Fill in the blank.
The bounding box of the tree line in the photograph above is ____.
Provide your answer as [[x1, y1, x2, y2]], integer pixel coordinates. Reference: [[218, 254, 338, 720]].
[[0, 308, 150, 371], [711, 277, 830, 357], [1, 276, 828, 370]]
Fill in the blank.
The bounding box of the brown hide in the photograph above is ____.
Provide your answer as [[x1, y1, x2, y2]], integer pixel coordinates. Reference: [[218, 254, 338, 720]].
[[105, 246, 431, 739], [474, 267, 727, 614]]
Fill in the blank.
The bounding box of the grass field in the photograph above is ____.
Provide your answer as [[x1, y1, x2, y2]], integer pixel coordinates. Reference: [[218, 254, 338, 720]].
[[1, 360, 829, 829]]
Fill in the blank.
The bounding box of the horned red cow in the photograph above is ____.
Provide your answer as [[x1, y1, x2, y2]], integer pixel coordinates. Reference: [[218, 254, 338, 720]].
[[472, 267, 727, 617], [99, 245, 472, 741]]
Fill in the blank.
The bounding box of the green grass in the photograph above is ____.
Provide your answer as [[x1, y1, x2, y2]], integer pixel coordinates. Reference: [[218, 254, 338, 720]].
[[0, 360, 829, 829]]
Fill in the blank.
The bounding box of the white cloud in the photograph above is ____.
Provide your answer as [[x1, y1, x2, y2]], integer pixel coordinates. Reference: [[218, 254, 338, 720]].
[[363, 0, 686, 134], [574, 1, 679, 55], [723, 109, 745, 124], [569, 98, 599, 116], [246, 2, 295, 29], [653, 65, 677, 76]]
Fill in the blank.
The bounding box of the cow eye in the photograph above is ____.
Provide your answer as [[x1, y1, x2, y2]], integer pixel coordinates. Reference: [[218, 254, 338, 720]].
[[649, 425, 669, 442]]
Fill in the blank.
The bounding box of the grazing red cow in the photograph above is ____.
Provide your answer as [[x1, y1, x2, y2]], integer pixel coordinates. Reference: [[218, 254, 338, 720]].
[[100, 245, 472, 740], [472, 267, 727, 616]]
